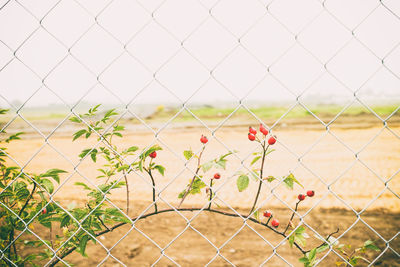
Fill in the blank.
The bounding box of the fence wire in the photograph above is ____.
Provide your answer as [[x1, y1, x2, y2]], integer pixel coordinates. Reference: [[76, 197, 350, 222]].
[[0, 0, 399, 266]]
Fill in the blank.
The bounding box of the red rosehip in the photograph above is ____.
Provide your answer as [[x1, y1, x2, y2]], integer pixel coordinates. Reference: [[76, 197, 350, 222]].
[[248, 133, 256, 141], [259, 124, 269, 135], [249, 126, 257, 135], [271, 219, 279, 227], [268, 136, 276, 145], [200, 135, 208, 144], [213, 173, 221, 179], [263, 210, 272, 217], [41, 208, 47, 215], [149, 151, 157, 158], [298, 194, 306, 201], [307, 190, 315, 197]]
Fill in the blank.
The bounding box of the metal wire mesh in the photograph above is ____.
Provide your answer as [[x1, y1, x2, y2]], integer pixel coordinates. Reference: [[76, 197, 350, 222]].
[[0, 0, 399, 266]]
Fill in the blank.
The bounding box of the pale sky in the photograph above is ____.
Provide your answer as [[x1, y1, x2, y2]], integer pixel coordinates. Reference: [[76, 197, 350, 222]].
[[0, 0, 399, 109]]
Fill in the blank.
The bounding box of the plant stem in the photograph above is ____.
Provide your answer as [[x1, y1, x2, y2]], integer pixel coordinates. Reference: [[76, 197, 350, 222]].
[[144, 164, 158, 213], [103, 138, 130, 216], [178, 146, 205, 208], [49, 207, 307, 266], [284, 200, 301, 235], [208, 179, 214, 210], [248, 142, 269, 216], [306, 228, 340, 253]]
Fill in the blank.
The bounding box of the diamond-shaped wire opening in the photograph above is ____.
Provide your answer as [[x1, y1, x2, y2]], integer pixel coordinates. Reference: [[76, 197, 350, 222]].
[[355, 4, 400, 59], [15, 27, 67, 78], [97, 0, 151, 44], [0, 59, 41, 110], [153, 0, 209, 41], [70, 25, 124, 75], [0, 1, 39, 49]]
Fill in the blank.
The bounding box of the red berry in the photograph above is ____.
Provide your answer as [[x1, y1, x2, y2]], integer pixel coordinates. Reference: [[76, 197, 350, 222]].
[[248, 133, 256, 141], [268, 136, 276, 145], [307, 190, 315, 197], [200, 135, 208, 144], [271, 219, 279, 227], [259, 124, 269, 135], [298, 194, 306, 201], [41, 208, 47, 215], [149, 151, 157, 158], [213, 173, 221, 179], [263, 210, 272, 217], [249, 127, 257, 135]]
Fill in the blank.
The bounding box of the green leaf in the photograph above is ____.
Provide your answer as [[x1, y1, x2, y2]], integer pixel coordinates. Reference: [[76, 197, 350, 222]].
[[126, 146, 139, 153], [5, 132, 24, 143], [69, 116, 82, 123], [215, 159, 227, 169], [316, 244, 329, 253], [266, 176, 276, 182], [153, 165, 165, 176], [183, 150, 193, 160], [190, 178, 206, 195], [283, 173, 303, 190], [237, 175, 249, 192], [201, 161, 213, 172], [308, 248, 317, 262], [79, 235, 90, 257], [250, 156, 261, 166], [364, 240, 380, 251], [41, 169, 67, 184], [73, 129, 87, 141], [41, 179, 54, 194], [74, 182, 91, 191], [289, 226, 307, 248]]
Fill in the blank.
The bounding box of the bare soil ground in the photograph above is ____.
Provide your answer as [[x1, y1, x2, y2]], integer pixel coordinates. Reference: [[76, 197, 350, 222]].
[[4, 115, 400, 266]]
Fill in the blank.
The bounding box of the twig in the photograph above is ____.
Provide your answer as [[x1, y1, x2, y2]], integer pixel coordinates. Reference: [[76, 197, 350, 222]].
[[87, 204, 110, 231], [208, 179, 214, 210], [306, 228, 340, 253], [284, 200, 301, 235], [144, 163, 157, 213], [178, 146, 205, 208], [248, 141, 269, 216]]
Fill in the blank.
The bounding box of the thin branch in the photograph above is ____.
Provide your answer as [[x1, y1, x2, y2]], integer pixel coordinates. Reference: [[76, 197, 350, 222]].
[[248, 142, 269, 216], [284, 200, 301, 235], [87, 204, 110, 232], [178, 145, 205, 208], [144, 163, 157, 213], [208, 179, 214, 210]]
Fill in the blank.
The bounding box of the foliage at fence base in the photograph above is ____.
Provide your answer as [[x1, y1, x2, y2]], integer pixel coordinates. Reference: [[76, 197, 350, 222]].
[[0, 106, 380, 266]]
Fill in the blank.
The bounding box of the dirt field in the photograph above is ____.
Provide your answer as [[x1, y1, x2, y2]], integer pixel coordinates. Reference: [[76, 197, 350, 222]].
[[4, 115, 400, 266]]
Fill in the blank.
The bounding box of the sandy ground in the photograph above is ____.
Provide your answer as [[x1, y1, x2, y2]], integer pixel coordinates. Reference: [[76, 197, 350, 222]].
[[3, 117, 400, 266]]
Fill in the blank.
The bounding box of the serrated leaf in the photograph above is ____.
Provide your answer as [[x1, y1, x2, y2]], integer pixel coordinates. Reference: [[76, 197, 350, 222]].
[[237, 175, 249, 192], [201, 161, 213, 172], [215, 159, 226, 169], [183, 150, 193, 160], [283, 173, 303, 190]]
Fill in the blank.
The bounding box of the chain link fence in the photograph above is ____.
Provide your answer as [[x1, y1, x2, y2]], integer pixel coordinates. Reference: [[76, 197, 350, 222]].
[[0, 0, 399, 266]]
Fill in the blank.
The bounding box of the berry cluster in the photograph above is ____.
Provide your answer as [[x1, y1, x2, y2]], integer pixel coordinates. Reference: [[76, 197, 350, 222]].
[[298, 190, 315, 201], [248, 124, 276, 145]]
